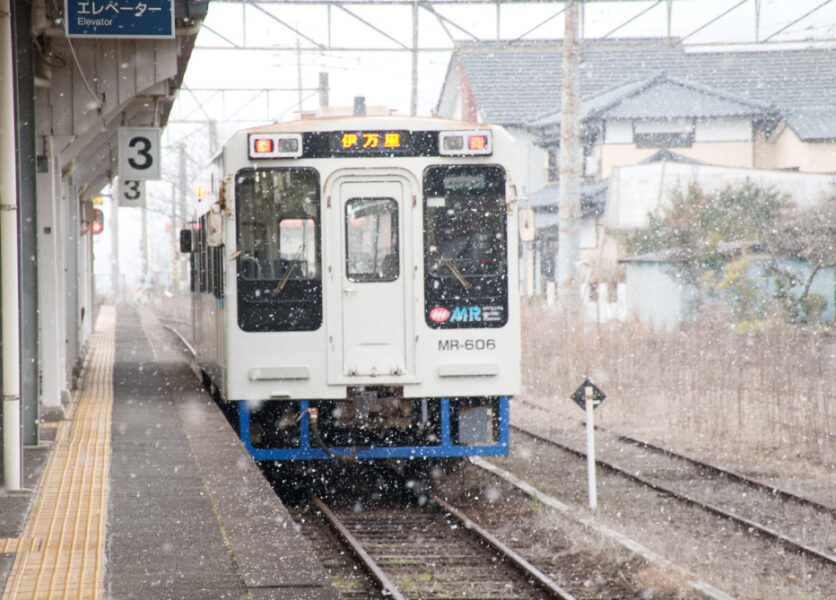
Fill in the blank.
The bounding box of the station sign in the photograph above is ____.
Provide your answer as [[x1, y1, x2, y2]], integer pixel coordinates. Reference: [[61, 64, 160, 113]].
[[65, 0, 175, 39], [116, 177, 147, 208], [118, 127, 161, 181]]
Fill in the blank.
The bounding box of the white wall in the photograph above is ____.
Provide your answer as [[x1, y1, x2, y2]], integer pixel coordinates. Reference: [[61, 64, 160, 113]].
[[604, 120, 633, 144], [505, 127, 547, 197], [625, 263, 692, 330], [605, 162, 836, 230], [695, 118, 751, 142]]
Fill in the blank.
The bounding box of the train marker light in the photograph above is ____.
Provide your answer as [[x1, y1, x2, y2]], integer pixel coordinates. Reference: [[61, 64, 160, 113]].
[[468, 135, 488, 151], [248, 133, 303, 159], [253, 139, 273, 154], [439, 130, 492, 156], [277, 137, 299, 153], [442, 135, 464, 151]]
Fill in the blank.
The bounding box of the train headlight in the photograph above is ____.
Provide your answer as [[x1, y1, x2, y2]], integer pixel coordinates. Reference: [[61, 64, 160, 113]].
[[248, 134, 303, 159], [439, 130, 492, 156]]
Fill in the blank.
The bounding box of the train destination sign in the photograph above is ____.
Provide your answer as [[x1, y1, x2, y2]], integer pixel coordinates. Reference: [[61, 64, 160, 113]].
[[65, 0, 175, 38], [329, 131, 411, 155]]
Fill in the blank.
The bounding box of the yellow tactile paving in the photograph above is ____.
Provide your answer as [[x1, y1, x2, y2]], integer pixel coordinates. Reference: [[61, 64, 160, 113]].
[[0, 538, 41, 554], [2, 306, 114, 600]]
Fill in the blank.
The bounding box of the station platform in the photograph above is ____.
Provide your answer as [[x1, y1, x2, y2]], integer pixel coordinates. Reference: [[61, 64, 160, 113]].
[[0, 305, 342, 600]]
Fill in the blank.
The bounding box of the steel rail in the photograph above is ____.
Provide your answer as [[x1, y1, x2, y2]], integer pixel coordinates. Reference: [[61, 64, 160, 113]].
[[511, 424, 836, 568], [432, 495, 578, 600], [313, 495, 577, 600], [604, 427, 836, 517], [313, 497, 407, 600]]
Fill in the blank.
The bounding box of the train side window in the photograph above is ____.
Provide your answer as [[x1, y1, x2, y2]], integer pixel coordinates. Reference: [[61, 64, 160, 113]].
[[198, 215, 208, 294], [345, 197, 399, 282], [213, 246, 224, 299]]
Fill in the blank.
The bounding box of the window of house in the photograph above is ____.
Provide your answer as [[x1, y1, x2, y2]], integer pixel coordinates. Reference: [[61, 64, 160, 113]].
[[546, 148, 559, 182], [633, 119, 694, 148]]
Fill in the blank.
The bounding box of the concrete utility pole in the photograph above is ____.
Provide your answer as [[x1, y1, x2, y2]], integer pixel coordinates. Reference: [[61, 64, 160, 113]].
[[556, 0, 582, 310], [410, 0, 419, 116], [111, 196, 120, 301], [318, 72, 329, 109], [177, 143, 188, 290]]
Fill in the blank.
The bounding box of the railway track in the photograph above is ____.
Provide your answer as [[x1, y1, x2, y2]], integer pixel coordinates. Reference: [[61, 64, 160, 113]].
[[510, 424, 836, 567], [609, 427, 835, 515], [305, 495, 577, 600]]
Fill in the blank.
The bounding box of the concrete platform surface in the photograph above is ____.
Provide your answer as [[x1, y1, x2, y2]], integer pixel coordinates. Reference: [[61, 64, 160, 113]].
[[0, 304, 341, 600]]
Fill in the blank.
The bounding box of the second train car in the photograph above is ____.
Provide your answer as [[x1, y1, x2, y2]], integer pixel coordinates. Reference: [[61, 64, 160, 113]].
[[182, 115, 521, 461]]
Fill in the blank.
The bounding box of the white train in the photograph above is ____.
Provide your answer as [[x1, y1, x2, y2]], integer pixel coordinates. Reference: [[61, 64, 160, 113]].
[[181, 114, 521, 461]]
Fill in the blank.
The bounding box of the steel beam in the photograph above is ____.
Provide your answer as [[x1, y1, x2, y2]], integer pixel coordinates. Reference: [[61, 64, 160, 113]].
[[11, 0, 39, 446]]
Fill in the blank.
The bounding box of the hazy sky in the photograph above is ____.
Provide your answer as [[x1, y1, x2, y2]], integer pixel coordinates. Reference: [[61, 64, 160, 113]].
[[99, 0, 836, 290], [173, 0, 836, 128]]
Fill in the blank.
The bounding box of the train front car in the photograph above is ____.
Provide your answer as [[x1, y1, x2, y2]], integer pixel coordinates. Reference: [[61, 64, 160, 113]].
[[187, 116, 521, 462]]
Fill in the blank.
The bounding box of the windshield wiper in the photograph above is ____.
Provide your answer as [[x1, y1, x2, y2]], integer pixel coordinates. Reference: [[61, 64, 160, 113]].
[[271, 262, 296, 296], [442, 258, 472, 290]]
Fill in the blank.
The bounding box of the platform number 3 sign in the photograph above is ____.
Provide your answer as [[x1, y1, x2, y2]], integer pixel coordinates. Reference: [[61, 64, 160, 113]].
[[118, 178, 146, 207], [118, 127, 161, 205]]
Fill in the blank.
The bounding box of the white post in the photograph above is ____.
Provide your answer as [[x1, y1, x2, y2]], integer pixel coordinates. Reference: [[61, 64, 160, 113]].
[[585, 384, 597, 509], [1, 0, 22, 490], [37, 140, 64, 409]]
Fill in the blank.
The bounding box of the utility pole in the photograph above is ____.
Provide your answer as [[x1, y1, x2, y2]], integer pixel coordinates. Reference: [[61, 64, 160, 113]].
[[296, 37, 303, 113], [319, 72, 329, 109], [410, 0, 419, 116], [111, 194, 119, 301], [178, 143, 188, 291], [169, 181, 178, 292], [141, 199, 148, 289], [556, 0, 582, 310]]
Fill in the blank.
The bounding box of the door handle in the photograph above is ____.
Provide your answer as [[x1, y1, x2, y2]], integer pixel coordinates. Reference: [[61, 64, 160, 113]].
[[343, 287, 357, 295]]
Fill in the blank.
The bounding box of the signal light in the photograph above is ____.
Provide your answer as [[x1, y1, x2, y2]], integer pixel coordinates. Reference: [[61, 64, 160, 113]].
[[91, 208, 104, 234]]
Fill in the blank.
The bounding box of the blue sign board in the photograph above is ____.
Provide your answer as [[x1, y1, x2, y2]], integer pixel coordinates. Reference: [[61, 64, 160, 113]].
[[65, 0, 175, 38]]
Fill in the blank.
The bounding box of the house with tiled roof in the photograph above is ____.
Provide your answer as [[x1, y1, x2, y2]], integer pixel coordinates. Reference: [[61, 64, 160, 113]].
[[436, 39, 836, 309], [437, 39, 836, 190]]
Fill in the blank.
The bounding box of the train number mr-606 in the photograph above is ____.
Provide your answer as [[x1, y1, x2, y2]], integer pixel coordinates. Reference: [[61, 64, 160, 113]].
[[438, 338, 496, 351]]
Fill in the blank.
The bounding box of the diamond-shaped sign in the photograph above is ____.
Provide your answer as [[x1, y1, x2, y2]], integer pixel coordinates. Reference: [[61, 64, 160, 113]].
[[571, 378, 606, 411]]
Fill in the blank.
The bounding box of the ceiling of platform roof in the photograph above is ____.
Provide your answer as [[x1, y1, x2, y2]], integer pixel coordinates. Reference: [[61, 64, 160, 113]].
[[35, 0, 211, 198]]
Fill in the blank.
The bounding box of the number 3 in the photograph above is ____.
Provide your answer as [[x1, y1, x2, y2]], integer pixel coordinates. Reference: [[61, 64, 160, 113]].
[[123, 180, 141, 201], [128, 136, 153, 170]]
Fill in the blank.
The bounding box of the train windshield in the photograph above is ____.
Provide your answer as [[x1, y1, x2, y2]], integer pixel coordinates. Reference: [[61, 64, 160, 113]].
[[235, 168, 322, 331], [423, 165, 508, 328]]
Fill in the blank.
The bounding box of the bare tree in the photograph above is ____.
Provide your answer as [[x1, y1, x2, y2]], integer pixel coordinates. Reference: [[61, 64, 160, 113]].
[[766, 196, 836, 319]]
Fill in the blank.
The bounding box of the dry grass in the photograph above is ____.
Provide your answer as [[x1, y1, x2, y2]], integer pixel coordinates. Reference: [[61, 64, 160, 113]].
[[521, 300, 836, 467]]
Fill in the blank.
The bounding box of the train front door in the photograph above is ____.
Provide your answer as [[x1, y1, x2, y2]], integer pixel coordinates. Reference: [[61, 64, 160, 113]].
[[331, 175, 413, 379]]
